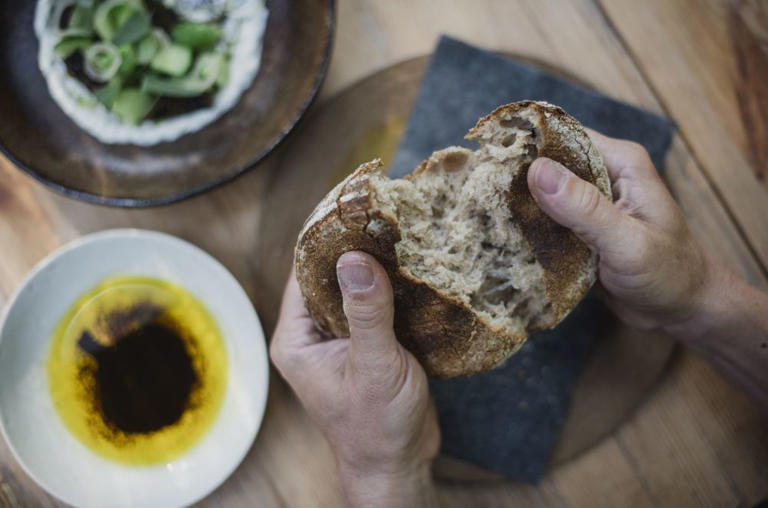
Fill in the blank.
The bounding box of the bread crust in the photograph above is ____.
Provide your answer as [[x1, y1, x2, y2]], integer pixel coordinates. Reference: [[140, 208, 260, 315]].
[[295, 101, 610, 378]]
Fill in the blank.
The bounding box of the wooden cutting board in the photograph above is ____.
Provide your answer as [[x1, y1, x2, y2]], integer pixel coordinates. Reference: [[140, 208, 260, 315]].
[[256, 56, 675, 481]]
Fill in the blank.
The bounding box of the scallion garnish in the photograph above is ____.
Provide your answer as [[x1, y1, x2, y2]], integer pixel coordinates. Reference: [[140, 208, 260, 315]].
[[84, 42, 122, 82], [141, 51, 223, 97], [52, 0, 234, 123]]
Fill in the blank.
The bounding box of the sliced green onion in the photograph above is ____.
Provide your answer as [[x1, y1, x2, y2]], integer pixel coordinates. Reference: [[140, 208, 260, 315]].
[[111, 88, 156, 124], [54, 37, 91, 58], [150, 43, 192, 76], [141, 52, 223, 97], [84, 42, 122, 82], [136, 36, 158, 64], [94, 76, 123, 108], [93, 0, 120, 40], [171, 22, 222, 49], [112, 4, 136, 28], [117, 45, 137, 76], [50, 0, 76, 31], [93, 0, 142, 41], [152, 27, 171, 47], [50, 0, 89, 37], [195, 51, 225, 85], [111, 8, 151, 45], [135, 27, 171, 65], [57, 26, 93, 38], [67, 4, 94, 36]]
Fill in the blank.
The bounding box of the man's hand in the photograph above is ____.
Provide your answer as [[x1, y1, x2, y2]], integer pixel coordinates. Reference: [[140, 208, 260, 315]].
[[527, 129, 768, 408], [270, 252, 440, 508], [527, 130, 713, 330]]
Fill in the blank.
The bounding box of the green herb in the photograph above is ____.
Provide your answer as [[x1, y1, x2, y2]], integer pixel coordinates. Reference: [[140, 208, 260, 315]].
[[94, 76, 123, 108], [150, 44, 192, 77], [68, 5, 94, 36], [93, 0, 142, 41], [117, 45, 136, 76], [111, 88, 156, 124], [55, 37, 91, 58], [84, 42, 122, 82], [136, 33, 160, 64], [142, 52, 224, 97], [111, 9, 151, 45], [171, 22, 222, 49]]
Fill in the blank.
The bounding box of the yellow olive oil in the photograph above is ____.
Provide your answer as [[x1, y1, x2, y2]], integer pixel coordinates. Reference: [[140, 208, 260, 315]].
[[47, 275, 227, 465]]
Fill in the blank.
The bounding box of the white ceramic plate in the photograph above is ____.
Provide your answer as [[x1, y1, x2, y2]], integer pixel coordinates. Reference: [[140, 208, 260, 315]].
[[0, 229, 269, 507]]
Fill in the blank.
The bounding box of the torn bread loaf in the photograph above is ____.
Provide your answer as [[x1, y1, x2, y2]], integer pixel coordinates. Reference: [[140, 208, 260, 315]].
[[295, 101, 611, 378]]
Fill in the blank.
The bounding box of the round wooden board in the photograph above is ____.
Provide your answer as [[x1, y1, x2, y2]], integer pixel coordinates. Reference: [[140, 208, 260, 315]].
[[256, 56, 676, 481]]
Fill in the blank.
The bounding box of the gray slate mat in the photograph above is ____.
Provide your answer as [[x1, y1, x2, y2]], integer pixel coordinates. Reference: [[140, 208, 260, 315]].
[[390, 36, 675, 483]]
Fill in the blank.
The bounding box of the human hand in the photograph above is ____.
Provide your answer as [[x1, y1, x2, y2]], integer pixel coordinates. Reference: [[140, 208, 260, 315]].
[[270, 252, 440, 508], [527, 129, 716, 331]]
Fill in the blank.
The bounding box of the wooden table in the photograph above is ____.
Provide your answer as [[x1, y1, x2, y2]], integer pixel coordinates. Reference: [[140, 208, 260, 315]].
[[1, 1, 767, 506]]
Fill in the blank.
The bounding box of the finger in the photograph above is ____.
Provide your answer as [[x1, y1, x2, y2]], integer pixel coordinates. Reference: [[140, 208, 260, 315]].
[[584, 128, 657, 182], [336, 251, 402, 373], [270, 270, 323, 371], [277, 270, 312, 325], [584, 128, 680, 228], [528, 157, 642, 256]]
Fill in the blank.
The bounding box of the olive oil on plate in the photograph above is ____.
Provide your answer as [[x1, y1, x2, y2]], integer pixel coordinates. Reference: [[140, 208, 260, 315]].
[[47, 275, 227, 465]]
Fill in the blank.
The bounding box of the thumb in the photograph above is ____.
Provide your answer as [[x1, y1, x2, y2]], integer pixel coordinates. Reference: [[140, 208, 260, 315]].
[[336, 251, 401, 372], [528, 157, 633, 255]]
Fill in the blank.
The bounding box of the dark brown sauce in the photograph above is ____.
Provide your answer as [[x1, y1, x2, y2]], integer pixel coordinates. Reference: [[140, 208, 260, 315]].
[[77, 304, 198, 434]]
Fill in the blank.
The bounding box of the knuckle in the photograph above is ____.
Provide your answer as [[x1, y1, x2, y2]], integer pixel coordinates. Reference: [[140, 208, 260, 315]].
[[622, 140, 651, 163], [344, 300, 392, 331], [357, 350, 407, 385], [620, 142, 655, 177], [575, 181, 604, 219]]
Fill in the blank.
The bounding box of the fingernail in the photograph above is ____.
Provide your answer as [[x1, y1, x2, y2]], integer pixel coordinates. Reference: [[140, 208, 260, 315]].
[[337, 257, 374, 291], [534, 159, 568, 194]]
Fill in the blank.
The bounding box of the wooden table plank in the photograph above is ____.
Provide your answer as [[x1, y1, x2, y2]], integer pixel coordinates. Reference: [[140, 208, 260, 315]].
[[0, 1, 766, 507], [0, 162, 64, 302], [617, 355, 744, 508], [597, 0, 768, 272], [663, 137, 767, 288], [670, 354, 768, 505], [551, 439, 656, 508]]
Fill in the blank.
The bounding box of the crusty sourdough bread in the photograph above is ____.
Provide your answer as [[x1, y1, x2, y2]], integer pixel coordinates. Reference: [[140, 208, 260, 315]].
[[295, 101, 611, 378]]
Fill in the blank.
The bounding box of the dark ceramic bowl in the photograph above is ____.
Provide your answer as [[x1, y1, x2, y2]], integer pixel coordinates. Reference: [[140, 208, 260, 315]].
[[0, 0, 335, 207]]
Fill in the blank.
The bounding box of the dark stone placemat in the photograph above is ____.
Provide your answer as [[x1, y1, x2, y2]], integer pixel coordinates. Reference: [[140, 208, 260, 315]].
[[389, 36, 675, 483]]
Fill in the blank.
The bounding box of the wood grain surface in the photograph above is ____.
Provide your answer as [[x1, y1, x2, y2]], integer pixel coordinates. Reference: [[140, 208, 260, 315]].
[[1, 1, 767, 507]]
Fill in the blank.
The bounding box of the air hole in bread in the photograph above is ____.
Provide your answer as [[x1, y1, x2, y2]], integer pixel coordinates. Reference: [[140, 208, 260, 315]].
[[439, 151, 470, 172], [501, 133, 516, 147], [499, 117, 534, 130], [369, 118, 554, 335]]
